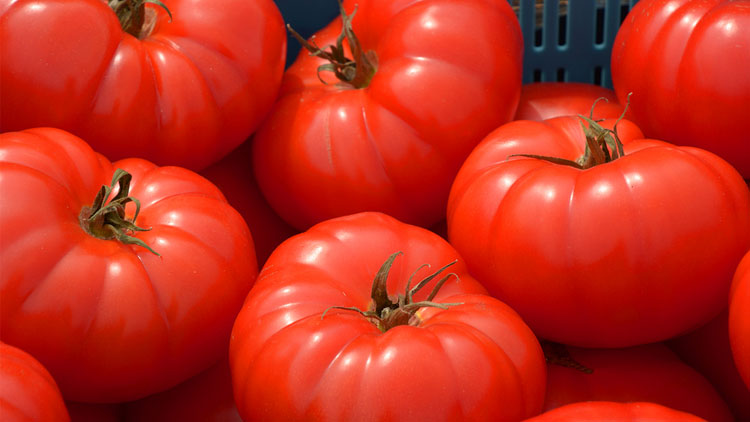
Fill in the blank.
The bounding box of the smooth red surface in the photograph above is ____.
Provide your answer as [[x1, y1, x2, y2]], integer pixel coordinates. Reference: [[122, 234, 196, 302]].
[[253, 0, 523, 230], [123, 360, 241, 422], [543, 344, 733, 422], [611, 0, 750, 177], [523, 402, 706, 422], [514, 82, 626, 122], [668, 310, 750, 421], [0, 0, 286, 171], [229, 212, 547, 422], [0, 342, 70, 422], [199, 139, 299, 266], [0, 128, 258, 402], [730, 251, 750, 390], [447, 116, 750, 347]]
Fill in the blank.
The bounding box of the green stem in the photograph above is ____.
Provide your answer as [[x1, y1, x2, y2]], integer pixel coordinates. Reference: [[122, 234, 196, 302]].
[[79, 169, 160, 256], [321, 252, 462, 332], [287, 0, 378, 88], [109, 0, 172, 39], [511, 93, 633, 170]]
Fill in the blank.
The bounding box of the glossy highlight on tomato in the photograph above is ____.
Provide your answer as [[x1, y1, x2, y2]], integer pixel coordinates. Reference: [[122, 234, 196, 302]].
[[0, 128, 258, 402], [611, 0, 750, 177], [0, 0, 286, 170], [253, 0, 523, 230], [447, 116, 750, 347], [230, 212, 547, 422]]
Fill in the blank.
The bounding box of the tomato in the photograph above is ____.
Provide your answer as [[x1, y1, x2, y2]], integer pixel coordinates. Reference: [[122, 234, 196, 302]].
[[447, 115, 750, 347], [253, 0, 523, 230], [123, 360, 241, 422], [0, 0, 286, 171], [523, 402, 707, 422], [514, 82, 626, 122], [611, 0, 750, 178], [1, 342, 70, 422], [65, 402, 123, 422], [229, 212, 547, 421], [0, 128, 258, 402], [668, 310, 750, 420], [199, 139, 300, 266], [542, 343, 733, 422], [729, 250, 750, 390]]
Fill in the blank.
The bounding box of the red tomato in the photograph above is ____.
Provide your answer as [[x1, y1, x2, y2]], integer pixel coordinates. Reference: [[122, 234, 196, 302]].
[[0, 0, 286, 171], [65, 402, 123, 422], [611, 0, 750, 177], [542, 343, 733, 422], [447, 116, 750, 347], [1, 342, 70, 422], [229, 212, 547, 421], [253, 0, 523, 230], [730, 250, 750, 390], [514, 82, 626, 122], [123, 360, 241, 422], [523, 402, 707, 422], [0, 128, 258, 402], [668, 310, 750, 421], [199, 139, 300, 266]]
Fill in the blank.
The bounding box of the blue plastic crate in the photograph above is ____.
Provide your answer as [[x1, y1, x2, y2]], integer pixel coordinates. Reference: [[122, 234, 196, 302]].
[[273, 0, 639, 88]]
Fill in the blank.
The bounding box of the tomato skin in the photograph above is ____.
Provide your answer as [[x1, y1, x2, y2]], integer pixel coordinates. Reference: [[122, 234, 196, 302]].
[[0, 128, 258, 402], [253, 0, 523, 230], [123, 360, 241, 422], [514, 82, 625, 122], [611, 0, 750, 177], [523, 402, 707, 422], [229, 212, 547, 422], [447, 116, 750, 348], [668, 310, 750, 420], [1, 342, 70, 422], [0, 0, 286, 171], [199, 139, 300, 267], [543, 344, 733, 422], [729, 251, 750, 390]]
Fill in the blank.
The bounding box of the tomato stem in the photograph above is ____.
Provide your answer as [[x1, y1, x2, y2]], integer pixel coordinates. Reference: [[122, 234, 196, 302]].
[[109, 0, 172, 39], [79, 169, 160, 256], [321, 252, 462, 332], [541, 340, 594, 374], [510, 93, 633, 170], [287, 0, 378, 89]]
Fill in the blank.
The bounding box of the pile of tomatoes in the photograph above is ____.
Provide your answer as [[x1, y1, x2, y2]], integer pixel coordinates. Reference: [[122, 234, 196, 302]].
[[1, 0, 748, 421]]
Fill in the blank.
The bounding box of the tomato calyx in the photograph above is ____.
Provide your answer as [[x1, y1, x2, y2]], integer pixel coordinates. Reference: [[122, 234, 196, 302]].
[[109, 0, 172, 39], [541, 340, 593, 374], [79, 168, 160, 256], [287, 0, 378, 89], [513, 95, 632, 170], [323, 252, 462, 332]]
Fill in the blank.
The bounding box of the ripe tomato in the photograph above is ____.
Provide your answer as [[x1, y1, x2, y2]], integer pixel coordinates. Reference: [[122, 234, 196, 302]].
[[123, 360, 241, 422], [0, 0, 286, 170], [199, 139, 300, 266], [668, 311, 750, 421], [523, 402, 707, 422], [611, 0, 750, 177], [729, 250, 750, 390], [0, 128, 258, 402], [230, 212, 547, 421], [447, 115, 750, 347], [253, 0, 523, 230], [543, 343, 733, 422], [1, 342, 70, 422], [514, 82, 626, 122]]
